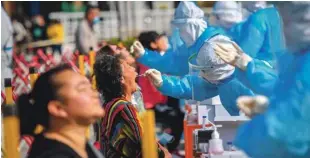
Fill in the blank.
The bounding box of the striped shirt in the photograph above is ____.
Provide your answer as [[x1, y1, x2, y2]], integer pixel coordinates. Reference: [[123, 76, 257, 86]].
[[101, 98, 164, 158]]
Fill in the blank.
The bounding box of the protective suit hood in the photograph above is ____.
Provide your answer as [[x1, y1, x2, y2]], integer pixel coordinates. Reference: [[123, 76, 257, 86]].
[[243, 1, 267, 13], [212, 1, 243, 29], [171, 2, 207, 47]]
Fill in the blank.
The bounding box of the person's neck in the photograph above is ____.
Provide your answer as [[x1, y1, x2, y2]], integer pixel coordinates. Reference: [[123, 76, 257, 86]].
[[123, 89, 133, 102], [45, 122, 88, 158]]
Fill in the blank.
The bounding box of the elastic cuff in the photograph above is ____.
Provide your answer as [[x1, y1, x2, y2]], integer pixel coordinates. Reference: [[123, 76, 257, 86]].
[[157, 76, 167, 90], [236, 54, 253, 71], [154, 79, 163, 88], [136, 50, 147, 62]]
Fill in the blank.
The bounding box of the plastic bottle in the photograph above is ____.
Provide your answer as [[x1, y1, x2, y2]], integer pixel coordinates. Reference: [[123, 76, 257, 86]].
[[187, 104, 198, 124], [199, 116, 209, 153], [202, 116, 207, 129], [209, 130, 224, 155], [227, 142, 233, 151], [227, 141, 237, 151]]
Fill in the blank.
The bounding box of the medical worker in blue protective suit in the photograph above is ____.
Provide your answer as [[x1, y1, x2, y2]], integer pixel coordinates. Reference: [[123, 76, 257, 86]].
[[228, 2, 310, 158], [230, 1, 286, 66], [214, 1, 286, 96], [131, 2, 245, 77], [144, 2, 254, 116], [211, 1, 244, 30]]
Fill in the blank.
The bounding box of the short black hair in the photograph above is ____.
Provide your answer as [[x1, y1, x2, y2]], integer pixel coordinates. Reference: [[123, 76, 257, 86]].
[[85, 4, 99, 17], [138, 31, 164, 50], [94, 54, 124, 102]]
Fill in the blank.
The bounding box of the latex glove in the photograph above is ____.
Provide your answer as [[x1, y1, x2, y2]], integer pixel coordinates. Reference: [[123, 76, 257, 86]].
[[237, 95, 269, 118], [214, 41, 252, 71], [130, 41, 145, 58], [145, 69, 163, 88]]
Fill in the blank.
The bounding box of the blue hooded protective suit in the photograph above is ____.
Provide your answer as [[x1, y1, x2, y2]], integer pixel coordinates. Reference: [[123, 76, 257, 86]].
[[153, 2, 254, 116], [227, 5, 285, 96], [234, 2, 310, 157]]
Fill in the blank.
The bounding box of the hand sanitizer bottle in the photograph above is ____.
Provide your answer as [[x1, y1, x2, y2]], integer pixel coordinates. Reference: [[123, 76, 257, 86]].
[[208, 129, 224, 155]]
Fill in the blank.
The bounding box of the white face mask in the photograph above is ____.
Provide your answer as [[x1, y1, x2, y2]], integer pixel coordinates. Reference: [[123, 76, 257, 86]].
[[176, 19, 207, 47], [179, 23, 197, 47]]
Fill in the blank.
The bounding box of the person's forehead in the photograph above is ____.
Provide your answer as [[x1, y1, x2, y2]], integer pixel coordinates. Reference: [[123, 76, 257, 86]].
[[90, 8, 100, 12], [56, 70, 88, 86], [157, 35, 167, 40], [120, 48, 130, 56]]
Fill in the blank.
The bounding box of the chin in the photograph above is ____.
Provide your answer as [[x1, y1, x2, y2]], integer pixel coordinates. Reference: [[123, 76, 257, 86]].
[[133, 83, 138, 92]]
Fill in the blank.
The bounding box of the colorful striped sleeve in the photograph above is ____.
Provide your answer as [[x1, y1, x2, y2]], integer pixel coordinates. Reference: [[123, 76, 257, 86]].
[[102, 98, 165, 158]]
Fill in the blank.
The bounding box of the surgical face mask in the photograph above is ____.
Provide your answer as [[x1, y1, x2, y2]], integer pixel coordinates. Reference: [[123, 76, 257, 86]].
[[157, 132, 174, 145], [177, 22, 206, 47], [179, 24, 197, 47], [172, 18, 207, 47], [93, 16, 100, 25]]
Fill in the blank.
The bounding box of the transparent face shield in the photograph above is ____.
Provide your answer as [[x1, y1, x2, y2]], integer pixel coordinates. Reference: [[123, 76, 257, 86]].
[[188, 53, 217, 123], [169, 27, 185, 52], [188, 53, 213, 100]]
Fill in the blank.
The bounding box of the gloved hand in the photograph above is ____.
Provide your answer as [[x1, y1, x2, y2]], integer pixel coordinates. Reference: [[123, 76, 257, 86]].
[[145, 69, 163, 88], [214, 41, 252, 71], [237, 95, 269, 118], [130, 41, 145, 58]]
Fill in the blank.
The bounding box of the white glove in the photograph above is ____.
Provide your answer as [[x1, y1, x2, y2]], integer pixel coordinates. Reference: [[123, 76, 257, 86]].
[[130, 41, 145, 58], [145, 69, 163, 88], [214, 41, 252, 71], [237, 95, 269, 118]]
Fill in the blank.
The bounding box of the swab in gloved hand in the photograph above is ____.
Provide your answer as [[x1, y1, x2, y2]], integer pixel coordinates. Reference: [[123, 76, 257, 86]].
[[237, 95, 269, 118], [145, 69, 163, 88]]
